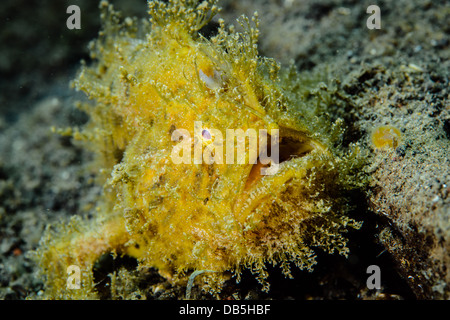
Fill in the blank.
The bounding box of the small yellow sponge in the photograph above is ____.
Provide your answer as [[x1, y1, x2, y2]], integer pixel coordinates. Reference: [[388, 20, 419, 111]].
[[371, 125, 402, 149]]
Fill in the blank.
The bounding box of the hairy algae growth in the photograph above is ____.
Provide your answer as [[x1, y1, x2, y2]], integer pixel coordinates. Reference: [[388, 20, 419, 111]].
[[34, 0, 367, 299]]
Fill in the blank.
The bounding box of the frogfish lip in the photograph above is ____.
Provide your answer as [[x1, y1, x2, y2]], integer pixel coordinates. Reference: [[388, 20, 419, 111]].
[[243, 126, 322, 191], [230, 125, 331, 232]]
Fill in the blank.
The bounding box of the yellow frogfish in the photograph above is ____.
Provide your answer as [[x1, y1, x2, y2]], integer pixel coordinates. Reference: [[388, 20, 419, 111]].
[[34, 0, 366, 299]]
